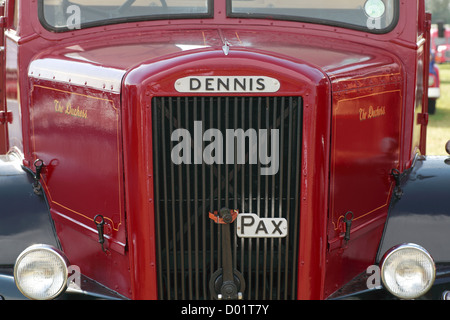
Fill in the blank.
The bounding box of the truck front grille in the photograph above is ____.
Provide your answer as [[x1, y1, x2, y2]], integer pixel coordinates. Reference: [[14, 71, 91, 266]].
[[151, 96, 302, 300]]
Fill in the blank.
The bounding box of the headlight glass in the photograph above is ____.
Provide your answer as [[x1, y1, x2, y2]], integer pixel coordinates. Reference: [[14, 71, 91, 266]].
[[381, 243, 435, 299], [14, 244, 68, 300]]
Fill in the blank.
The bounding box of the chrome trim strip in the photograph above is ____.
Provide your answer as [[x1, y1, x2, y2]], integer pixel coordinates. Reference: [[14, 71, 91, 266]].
[[28, 59, 125, 94]]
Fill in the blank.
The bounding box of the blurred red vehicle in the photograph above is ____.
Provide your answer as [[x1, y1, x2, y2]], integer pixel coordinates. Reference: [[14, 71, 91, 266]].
[[431, 27, 450, 63]]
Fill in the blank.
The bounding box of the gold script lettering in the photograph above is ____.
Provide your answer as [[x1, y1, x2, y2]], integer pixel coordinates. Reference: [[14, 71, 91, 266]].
[[359, 106, 386, 121], [54, 100, 64, 113], [54, 100, 88, 119]]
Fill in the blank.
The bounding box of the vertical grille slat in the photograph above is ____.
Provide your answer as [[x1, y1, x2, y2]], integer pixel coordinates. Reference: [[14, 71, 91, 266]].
[[152, 96, 302, 300]]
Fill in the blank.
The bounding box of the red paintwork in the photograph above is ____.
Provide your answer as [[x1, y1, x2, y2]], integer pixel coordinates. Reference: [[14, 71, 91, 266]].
[[1, 0, 430, 299], [0, 4, 6, 154]]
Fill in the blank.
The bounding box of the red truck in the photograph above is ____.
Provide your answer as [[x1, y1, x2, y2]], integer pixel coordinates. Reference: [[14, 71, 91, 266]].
[[0, 0, 449, 301]]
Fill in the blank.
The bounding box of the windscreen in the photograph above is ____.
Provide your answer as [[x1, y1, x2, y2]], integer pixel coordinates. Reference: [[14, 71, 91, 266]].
[[40, 0, 398, 33], [40, 0, 212, 31], [228, 0, 398, 32]]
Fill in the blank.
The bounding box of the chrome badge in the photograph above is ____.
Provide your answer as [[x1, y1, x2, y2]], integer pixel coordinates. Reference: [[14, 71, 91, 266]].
[[237, 213, 288, 238], [175, 76, 280, 93]]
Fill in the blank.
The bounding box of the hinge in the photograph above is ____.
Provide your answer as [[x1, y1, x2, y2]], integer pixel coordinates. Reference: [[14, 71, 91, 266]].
[[94, 215, 111, 254], [390, 153, 420, 200], [425, 14, 432, 31], [417, 112, 429, 126], [391, 168, 403, 199], [0, 111, 12, 124], [0, 16, 7, 29], [342, 211, 353, 245], [32, 159, 45, 195]]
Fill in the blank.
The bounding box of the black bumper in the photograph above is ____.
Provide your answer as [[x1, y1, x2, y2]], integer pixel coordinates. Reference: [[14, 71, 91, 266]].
[[0, 267, 126, 300], [329, 264, 450, 300]]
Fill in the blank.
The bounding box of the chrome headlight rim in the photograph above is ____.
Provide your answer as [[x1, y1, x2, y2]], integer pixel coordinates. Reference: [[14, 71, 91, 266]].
[[14, 244, 69, 300], [380, 243, 436, 299]]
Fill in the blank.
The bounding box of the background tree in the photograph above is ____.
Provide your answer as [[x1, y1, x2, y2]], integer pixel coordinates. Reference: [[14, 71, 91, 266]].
[[426, 0, 450, 23]]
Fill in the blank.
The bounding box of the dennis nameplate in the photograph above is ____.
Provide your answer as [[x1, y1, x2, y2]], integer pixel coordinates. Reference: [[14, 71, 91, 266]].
[[175, 76, 280, 93]]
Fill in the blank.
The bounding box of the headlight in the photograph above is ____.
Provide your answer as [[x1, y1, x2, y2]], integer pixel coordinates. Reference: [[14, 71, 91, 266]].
[[381, 243, 435, 299], [14, 244, 69, 300]]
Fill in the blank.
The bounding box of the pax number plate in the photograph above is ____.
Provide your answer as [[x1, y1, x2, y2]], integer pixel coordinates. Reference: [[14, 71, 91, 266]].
[[237, 213, 288, 238]]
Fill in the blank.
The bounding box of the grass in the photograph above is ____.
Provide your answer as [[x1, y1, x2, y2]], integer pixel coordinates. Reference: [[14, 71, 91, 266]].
[[427, 63, 450, 156]]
